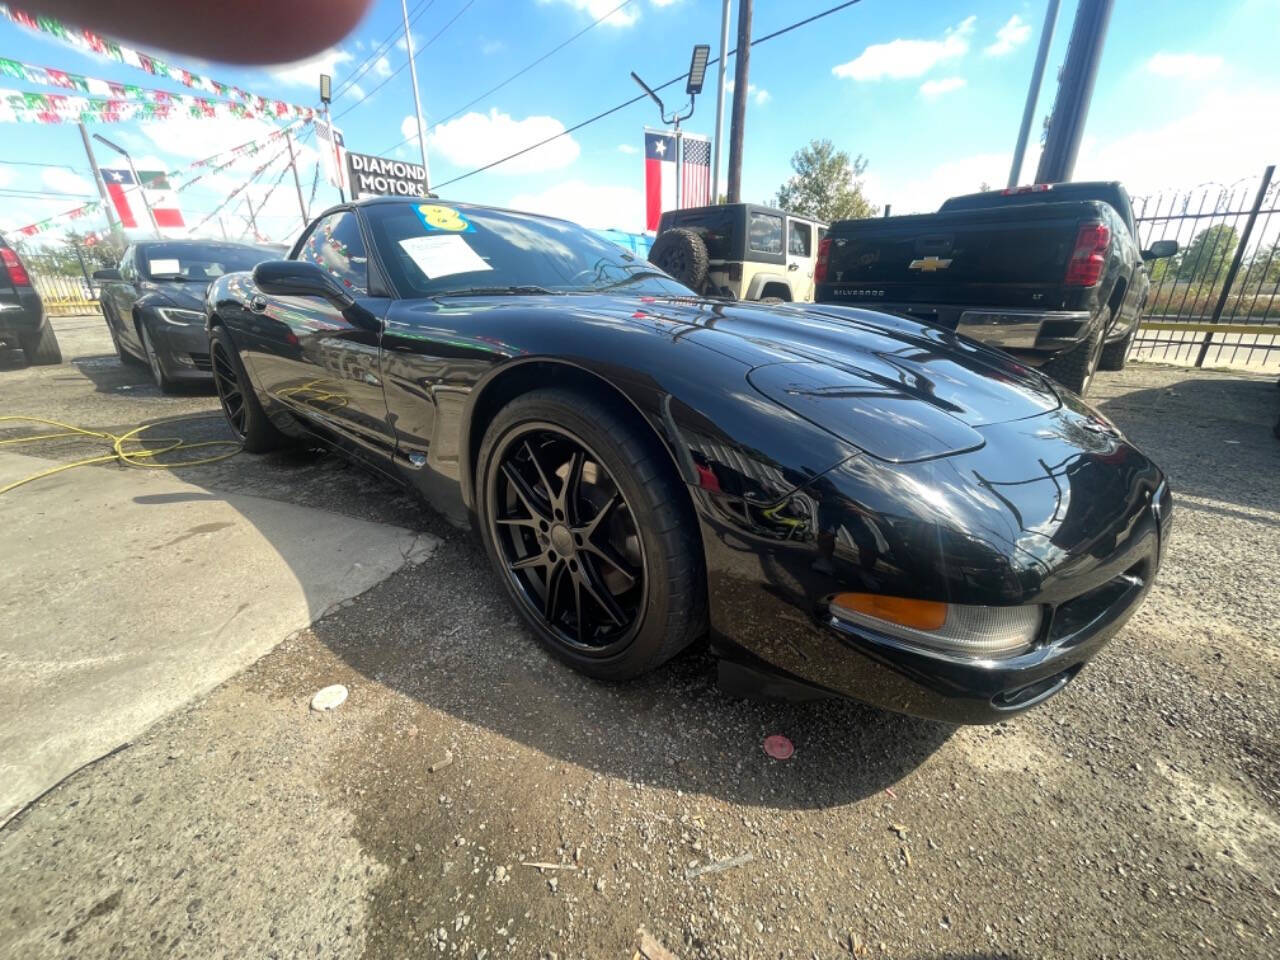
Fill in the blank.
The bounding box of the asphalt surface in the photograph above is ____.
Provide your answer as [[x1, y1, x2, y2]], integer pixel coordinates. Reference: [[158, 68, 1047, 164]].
[[1, 313, 1278, 959]]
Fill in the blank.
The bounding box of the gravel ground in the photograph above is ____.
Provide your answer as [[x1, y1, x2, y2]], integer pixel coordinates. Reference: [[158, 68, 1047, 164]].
[[1, 316, 1278, 959]]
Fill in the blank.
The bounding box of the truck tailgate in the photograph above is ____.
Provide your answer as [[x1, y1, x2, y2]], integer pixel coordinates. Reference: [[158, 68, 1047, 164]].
[[821, 200, 1108, 310]]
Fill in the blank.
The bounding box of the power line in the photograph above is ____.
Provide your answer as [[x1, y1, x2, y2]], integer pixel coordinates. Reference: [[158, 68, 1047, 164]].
[[332, 0, 437, 101], [0, 160, 89, 173], [334, 0, 476, 122], [428, 0, 863, 190], [375, 0, 634, 159]]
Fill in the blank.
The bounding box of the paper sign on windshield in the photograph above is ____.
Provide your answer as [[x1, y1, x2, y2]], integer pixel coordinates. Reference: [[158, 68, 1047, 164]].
[[149, 259, 181, 275], [398, 234, 491, 280]]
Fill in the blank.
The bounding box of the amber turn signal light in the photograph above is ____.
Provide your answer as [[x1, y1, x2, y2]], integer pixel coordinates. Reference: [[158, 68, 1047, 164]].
[[830, 593, 948, 631]]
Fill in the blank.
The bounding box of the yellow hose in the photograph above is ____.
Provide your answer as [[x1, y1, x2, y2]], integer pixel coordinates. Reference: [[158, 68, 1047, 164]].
[[0, 415, 241, 496]]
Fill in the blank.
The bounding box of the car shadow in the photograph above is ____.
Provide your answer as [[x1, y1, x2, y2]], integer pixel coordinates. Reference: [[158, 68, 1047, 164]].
[[1093, 370, 1279, 512], [66, 351, 216, 397]]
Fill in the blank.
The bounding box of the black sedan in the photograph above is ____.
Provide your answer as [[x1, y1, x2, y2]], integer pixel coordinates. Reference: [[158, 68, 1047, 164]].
[[206, 198, 1172, 723], [94, 239, 277, 392]]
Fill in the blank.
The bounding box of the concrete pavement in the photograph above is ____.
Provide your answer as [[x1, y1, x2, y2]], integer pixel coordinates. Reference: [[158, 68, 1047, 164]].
[[0, 448, 438, 824]]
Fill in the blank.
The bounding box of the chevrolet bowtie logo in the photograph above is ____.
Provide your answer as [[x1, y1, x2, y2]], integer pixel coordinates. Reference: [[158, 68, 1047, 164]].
[[909, 256, 952, 272]]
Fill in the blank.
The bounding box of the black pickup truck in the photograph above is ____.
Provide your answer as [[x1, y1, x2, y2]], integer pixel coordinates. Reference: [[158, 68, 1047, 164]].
[[813, 182, 1178, 394]]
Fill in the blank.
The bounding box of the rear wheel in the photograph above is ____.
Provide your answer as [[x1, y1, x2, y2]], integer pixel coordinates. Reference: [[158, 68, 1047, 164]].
[[210, 325, 285, 453], [476, 388, 705, 680], [18, 321, 61, 365], [1042, 326, 1104, 396], [1099, 326, 1135, 371]]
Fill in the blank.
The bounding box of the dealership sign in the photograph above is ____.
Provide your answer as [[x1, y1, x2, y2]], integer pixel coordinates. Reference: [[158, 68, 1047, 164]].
[[345, 151, 427, 199]]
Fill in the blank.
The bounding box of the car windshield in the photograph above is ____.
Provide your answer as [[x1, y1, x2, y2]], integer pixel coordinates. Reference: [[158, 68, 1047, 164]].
[[363, 202, 693, 298], [140, 243, 272, 281]]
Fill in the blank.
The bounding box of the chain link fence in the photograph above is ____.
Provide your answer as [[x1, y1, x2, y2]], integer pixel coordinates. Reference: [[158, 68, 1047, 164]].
[[1130, 165, 1279, 370]]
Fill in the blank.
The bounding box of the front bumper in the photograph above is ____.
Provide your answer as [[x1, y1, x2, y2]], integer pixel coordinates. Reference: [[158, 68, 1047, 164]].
[[698, 410, 1170, 724], [147, 319, 213, 380]]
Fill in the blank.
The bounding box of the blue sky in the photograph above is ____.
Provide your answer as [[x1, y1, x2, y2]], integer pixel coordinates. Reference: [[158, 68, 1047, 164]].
[[2, 0, 1279, 243]]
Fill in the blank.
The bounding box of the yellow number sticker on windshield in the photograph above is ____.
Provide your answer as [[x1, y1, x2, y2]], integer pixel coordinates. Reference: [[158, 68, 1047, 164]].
[[415, 204, 473, 233]]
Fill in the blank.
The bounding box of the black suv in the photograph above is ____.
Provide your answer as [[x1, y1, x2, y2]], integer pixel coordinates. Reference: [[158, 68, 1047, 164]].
[[0, 234, 61, 365]]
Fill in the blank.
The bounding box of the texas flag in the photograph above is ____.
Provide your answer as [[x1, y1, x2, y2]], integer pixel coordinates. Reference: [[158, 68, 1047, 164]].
[[101, 168, 186, 230], [644, 129, 712, 231]]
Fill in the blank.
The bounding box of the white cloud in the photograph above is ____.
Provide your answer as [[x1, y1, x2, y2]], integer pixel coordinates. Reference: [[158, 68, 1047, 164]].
[[542, 0, 639, 28], [984, 15, 1031, 57], [400, 114, 428, 145], [268, 47, 354, 88], [395, 32, 422, 52], [481, 39, 505, 55], [920, 76, 966, 98], [347, 82, 366, 100], [880, 151, 1011, 214], [507, 180, 646, 232], [41, 168, 94, 195], [833, 15, 975, 81], [1145, 52, 1224, 79], [373, 56, 392, 78], [429, 108, 580, 174], [617, 143, 639, 154], [651, 0, 681, 6], [726, 79, 771, 105]]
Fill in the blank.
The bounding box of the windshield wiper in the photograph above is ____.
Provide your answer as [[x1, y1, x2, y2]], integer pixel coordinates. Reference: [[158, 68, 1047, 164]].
[[432, 285, 558, 297], [148, 274, 202, 282]]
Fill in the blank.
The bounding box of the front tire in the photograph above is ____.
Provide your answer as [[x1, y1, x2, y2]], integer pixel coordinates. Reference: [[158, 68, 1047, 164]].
[[140, 323, 178, 393], [19, 321, 61, 365], [476, 388, 706, 680], [210, 325, 286, 453]]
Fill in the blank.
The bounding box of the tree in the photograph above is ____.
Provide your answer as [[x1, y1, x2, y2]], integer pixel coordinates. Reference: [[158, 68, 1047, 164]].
[[772, 139, 877, 222], [1174, 224, 1239, 284]]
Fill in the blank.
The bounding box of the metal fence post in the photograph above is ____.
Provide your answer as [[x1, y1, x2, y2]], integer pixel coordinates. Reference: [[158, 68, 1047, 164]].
[[1196, 164, 1275, 366]]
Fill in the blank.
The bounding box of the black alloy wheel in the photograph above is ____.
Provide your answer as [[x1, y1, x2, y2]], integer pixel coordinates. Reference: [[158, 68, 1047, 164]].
[[211, 338, 246, 436], [488, 424, 647, 655], [477, 388, 706, 680], [209, 326, 285, 452]]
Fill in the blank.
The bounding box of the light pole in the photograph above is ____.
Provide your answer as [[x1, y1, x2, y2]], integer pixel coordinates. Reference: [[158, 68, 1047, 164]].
[[632, 45, 710, 212], [401, 0, 431, 194], [711, 0, 731, 204], [93, 133, 160, 237], [1008, 0, 1061, 188]]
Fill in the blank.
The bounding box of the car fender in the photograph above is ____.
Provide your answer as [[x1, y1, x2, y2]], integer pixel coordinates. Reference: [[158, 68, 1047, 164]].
[[744, 272, 793, 301]]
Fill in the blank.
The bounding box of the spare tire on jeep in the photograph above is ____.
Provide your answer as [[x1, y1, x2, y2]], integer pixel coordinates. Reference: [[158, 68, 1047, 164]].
[[649, 228, 709, 291]]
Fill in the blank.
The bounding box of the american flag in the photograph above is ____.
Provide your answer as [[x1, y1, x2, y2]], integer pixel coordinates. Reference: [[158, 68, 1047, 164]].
[[681, 135, 711, 208]]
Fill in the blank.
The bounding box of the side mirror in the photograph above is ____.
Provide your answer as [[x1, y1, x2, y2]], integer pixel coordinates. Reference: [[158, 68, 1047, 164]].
[[253, 259, 355, 310], [92, 268, 121, 281], [1143, 239, 1178, 261]]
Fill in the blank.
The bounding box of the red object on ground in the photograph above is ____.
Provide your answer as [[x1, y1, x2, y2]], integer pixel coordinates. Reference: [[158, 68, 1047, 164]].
[[763, 735, 794, 760]]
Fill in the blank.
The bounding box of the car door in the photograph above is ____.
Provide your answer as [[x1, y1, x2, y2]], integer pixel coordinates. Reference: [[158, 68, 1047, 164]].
[[106, 245, 144, 355], [786, 218, 815, 301], [244, 209, 396, 467]]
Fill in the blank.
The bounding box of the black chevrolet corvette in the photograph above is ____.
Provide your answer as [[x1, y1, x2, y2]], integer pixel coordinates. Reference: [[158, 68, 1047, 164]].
[[206, 198, 1172, 723]]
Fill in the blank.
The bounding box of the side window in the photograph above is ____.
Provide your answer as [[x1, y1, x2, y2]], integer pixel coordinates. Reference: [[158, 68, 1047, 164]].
[[748, 213, 783, 255], [119, 246, 136, 281], [818, 226, 828, 246], [298, 211, 369, 295], [788, 221, 812, 257]]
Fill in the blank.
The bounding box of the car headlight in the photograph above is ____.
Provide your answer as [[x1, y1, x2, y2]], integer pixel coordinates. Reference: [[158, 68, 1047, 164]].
[[830, 592, 1042, 659], [156, 307, 204, 326]]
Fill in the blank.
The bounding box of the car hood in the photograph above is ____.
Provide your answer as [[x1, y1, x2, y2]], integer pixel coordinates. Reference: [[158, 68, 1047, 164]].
[[616, 296, 1063, 463], [140, 280, 209, 310]]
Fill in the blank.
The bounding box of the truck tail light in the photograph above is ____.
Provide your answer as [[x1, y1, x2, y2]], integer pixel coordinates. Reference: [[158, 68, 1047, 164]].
[[814, 236, 832, 285], [1064, 222, 1110, 287], [1, 247, 31, 287], [1002, 183, 1054, 196]]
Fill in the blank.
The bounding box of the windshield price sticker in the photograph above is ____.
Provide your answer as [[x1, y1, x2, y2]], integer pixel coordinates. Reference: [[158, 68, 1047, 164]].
[[398, 234, 491, 280], [414, 204, 474, 233], [149, 259, 181, 275]]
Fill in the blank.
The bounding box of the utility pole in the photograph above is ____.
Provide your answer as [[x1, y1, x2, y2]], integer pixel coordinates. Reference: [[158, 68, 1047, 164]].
[[711, 0, 731, 204], [242, 196, 260, 241], [1035, 0, 1115, 184], [77, 121, 118, 233], [319, 74, 346, 203], [284, 128, 309, 228], [218, 216, 228, 241], [1008, 0, 1061, 188], [726, 0, 752, 204], [401, 0, 431, 193]]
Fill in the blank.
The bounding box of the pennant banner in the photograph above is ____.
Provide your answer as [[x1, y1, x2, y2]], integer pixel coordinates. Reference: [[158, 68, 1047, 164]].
[[189, 145, 293, 234], [14, 199, 101, 237], [0, 56, 313, 122], [0, 5, 315, 121], [0, 88, 292, 125], [174, 120, 309, 191]]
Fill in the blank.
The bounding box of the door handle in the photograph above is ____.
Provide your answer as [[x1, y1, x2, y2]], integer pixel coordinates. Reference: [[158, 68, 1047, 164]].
[[250, 295, 267, 313], [787, 262, 799, 271]]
